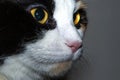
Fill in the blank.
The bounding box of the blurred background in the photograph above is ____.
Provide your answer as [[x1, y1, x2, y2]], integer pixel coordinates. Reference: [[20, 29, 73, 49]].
[[66, 0, 120, 80]]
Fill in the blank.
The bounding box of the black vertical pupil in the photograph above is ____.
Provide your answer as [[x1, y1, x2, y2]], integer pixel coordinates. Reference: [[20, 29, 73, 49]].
[[73, 14, 76, 21], [35, 8, 45, 21]]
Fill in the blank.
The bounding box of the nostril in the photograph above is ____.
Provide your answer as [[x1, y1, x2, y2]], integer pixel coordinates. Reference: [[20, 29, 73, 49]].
[[79, 44, 83, 48], [65, 41, 82, 53]]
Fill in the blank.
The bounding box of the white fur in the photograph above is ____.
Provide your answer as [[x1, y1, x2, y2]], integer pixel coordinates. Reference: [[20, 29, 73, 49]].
[[0, 0, 85, 80], [53, 0, 84, 60], [54, 0, 81, 42], [0, 56, 43, 80]]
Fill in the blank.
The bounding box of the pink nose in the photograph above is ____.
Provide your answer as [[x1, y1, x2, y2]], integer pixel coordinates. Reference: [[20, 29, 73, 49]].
[[65, 41, 82, 53]]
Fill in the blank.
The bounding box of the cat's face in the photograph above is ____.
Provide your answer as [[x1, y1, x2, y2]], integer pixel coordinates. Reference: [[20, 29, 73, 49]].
[[0, 0, 87, 76], [23, 0, 87, 63]]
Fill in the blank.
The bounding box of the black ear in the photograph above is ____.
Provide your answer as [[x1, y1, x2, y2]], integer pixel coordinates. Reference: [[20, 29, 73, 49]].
[[0, 1, 37, 58]]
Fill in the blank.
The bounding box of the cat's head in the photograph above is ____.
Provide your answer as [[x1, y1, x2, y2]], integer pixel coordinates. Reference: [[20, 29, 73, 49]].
[[0, 0, 87, 76], [21, 0, 87, 62]]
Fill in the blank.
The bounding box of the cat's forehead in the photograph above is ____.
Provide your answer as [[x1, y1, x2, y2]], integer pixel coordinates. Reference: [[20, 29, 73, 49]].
[[53, 0, 81, 7], [17, 0, 82, 11]]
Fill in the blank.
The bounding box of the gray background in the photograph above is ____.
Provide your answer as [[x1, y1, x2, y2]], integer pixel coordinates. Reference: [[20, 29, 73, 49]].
[[66, 0, 120, 80]]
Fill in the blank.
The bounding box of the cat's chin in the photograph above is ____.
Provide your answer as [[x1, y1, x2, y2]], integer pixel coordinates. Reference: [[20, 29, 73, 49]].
[[40, 61, 72, 77], [46, 49, 82, 77]]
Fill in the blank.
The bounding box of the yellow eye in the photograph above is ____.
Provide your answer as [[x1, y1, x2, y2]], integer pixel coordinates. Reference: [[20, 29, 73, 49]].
[[74, 13, 81, 25], [30, 8, 48, 24]]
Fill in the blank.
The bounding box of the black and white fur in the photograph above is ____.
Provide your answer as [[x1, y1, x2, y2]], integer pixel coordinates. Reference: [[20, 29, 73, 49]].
[[0, 0, 87, 80]]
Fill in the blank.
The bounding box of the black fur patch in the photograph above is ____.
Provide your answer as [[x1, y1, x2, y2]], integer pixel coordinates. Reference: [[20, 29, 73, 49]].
[[0, 0, 55, 64]]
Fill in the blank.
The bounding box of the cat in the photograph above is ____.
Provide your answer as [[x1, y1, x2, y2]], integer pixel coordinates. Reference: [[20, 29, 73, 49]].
[[0, 0, 88, 80]]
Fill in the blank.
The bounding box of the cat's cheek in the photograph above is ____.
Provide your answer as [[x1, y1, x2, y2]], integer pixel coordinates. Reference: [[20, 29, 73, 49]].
[[78, 29, 84, 38]]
